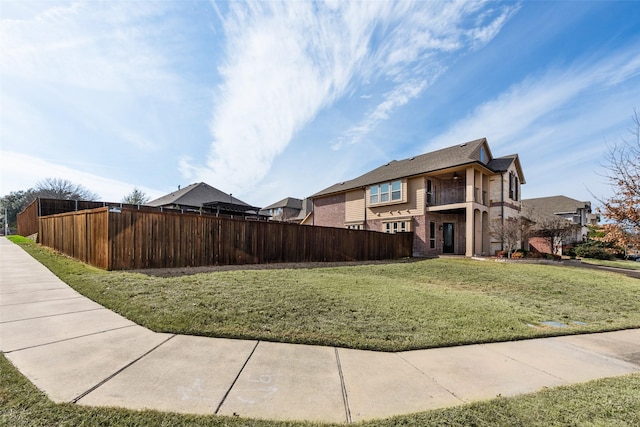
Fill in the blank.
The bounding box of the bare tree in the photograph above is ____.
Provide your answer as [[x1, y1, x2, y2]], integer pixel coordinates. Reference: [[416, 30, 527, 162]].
[[491, 216, 528, 258], [598, 110, 640, 232], [122, 188, 149, 205], [537, 216, 579, 256], [33, 178, 99, 201]]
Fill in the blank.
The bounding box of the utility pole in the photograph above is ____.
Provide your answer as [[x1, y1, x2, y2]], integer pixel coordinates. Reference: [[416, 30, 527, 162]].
[[4, 207, 8, 236]]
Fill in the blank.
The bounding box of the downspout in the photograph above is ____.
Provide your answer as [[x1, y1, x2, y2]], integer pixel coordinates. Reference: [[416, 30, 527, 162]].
[[363, 187, 367, 230], [501, 172, 505, 252]]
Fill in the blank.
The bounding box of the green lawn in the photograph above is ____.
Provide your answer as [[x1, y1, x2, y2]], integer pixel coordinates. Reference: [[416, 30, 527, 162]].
[[2, 354, 639, 427], [9, 238, 640, 352]]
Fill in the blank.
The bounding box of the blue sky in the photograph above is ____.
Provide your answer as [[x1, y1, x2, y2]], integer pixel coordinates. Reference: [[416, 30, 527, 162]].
[[1, 1, 639, 209]]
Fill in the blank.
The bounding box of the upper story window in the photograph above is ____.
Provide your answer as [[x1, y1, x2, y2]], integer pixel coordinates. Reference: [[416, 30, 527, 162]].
[[480, 147, 486, 163], [508, 172, 519, 201], [426, 179, 435, 205], [370, 180, 402, 205]]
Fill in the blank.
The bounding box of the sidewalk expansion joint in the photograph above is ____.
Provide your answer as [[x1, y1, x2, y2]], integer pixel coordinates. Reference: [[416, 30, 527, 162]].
[[1, 296, 85, 307], [334, 348, 352, 424], [0, 285, 69, 295], [71, 334, 177, 404], [0, 307, 105, 324], [214, 340, 260, 415], [396, 352, 467, 403], [3, 325, 138, 354]]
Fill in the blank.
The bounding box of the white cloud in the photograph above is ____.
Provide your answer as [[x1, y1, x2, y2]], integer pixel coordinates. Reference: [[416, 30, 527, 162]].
[[0, 151, 163, 202], [1, 1, 179, 94], [184, 0, 519, 194], [428, 45, 640, 152], [1, 1, 171, 91], [0, 0, 195, 187]]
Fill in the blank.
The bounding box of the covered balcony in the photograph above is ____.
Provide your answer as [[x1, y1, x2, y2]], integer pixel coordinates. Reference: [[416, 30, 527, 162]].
[[427, 186, 488, 207]]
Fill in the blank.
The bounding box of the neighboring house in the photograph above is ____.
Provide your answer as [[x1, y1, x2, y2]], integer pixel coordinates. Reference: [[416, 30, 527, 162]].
[[261, 197, 304, 222], [293, 198, 313, 224], [147, 182, 263, 219], [261, 197, 314, 224], [522, 195, 599, 254], [310, 138, 525, 257]]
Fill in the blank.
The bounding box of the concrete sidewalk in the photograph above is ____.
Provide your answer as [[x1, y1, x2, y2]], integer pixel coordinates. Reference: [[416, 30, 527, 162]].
[[1, 237, 639, 423]]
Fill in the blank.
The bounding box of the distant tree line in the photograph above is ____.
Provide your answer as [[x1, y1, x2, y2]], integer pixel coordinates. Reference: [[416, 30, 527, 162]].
[[1, 178, 149, 232]]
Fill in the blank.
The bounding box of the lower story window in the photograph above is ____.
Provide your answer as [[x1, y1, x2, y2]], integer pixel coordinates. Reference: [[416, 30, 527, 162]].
[[346, 224, 363, 230], [429, 221, 436, 249], [384, 220, 410, 233]]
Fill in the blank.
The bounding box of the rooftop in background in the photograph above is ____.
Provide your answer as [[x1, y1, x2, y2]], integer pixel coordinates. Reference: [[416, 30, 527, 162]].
[[147, 182, 257, 210], [522, 195, 598, 226], [262, 197, 303, 211], [522, 195, 592, 218]]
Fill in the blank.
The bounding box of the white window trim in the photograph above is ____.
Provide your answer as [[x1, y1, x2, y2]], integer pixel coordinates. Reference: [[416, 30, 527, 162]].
[[369, 180, 404, 206], [382, 219, 411, 234], [345, 222, 364, 230], [429, 221, 436, 249]]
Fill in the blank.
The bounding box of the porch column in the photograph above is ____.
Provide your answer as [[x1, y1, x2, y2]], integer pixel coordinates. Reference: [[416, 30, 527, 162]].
[[465, 168, 474, 202], [474, 209, 482, 255], [465, 204, 474, 257], [482, 211, 490, 255]]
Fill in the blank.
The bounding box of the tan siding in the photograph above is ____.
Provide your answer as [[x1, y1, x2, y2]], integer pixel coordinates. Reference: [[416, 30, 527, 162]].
[[345, 189, 365, 223], [409, 177, 425, 215], [367, 177, 424, 222]]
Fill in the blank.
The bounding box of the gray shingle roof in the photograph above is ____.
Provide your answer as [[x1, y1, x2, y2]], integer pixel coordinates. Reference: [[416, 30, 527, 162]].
[[262, 197, 303, 210], [312, 138, 522, 198], [147, 182, 253, 208], [487, 155, 516, 172], [522, 196, 591, 221]]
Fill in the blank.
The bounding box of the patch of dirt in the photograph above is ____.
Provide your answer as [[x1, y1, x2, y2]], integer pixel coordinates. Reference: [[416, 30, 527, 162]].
[[130, 257, 424, 278]]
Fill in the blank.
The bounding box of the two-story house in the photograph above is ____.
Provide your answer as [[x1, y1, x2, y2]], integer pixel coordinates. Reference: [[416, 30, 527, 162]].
[[310, 138, 525, 257], [522, 195, 599, 254], [261, 197, 304, 222]]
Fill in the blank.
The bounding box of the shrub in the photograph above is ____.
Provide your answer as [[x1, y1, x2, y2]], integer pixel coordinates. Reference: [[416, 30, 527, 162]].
[[564, 245, 577, 258], [511, 249, 529, 259], [575, 242, 614, 260]]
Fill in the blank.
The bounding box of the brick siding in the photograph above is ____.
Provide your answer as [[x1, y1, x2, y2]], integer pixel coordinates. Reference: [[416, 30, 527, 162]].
[[313, 194, 346, 228]]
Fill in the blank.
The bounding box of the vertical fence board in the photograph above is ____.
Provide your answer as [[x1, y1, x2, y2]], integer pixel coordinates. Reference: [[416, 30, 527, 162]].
[[36, 207, 412, 270]]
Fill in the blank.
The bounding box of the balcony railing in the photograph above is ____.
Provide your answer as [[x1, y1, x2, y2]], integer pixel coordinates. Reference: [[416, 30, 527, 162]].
[[427, 188, 465, 206], [474, 188, 488, 206], [427, 187, 489, 207]]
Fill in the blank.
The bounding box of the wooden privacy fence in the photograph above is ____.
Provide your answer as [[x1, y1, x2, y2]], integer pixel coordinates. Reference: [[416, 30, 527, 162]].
[[38, 207, 413, 270]]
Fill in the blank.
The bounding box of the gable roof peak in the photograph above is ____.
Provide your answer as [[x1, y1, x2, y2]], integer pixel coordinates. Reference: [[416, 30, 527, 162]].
[[147, 181, 253, 208]]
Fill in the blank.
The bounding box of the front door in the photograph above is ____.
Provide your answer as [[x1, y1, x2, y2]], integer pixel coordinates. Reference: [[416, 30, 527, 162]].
[[443, 222, 455, 254]]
